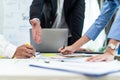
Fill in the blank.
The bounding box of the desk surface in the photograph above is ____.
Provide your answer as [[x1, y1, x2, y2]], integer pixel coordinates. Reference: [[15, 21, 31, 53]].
[[0, 59, 120, 80]]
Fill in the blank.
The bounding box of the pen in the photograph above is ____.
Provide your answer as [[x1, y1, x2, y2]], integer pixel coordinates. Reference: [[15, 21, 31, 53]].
[[63, 45, 65, 49], [62, 41, 67, 50]]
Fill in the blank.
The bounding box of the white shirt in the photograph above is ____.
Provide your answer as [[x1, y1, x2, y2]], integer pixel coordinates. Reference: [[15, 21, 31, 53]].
[[0, 34, 16, 58], [52, 0, 68, 28], [52, 0, 71, 37]]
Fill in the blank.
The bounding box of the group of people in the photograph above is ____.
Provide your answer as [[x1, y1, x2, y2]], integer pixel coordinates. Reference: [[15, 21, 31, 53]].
[[1, 0, 120, 61]]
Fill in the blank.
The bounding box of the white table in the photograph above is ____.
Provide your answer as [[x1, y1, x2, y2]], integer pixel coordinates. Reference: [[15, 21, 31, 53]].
[[0, 59, 120, 80]]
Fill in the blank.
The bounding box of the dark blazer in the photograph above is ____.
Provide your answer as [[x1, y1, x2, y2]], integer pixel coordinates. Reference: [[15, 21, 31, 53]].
[[30, 0, 85, 45]]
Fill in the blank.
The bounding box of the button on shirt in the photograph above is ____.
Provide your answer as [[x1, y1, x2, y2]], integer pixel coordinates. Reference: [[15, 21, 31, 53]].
[[85, 0, 120, 41]]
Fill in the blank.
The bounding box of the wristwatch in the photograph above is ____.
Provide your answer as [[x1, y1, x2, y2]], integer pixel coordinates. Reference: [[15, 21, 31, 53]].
[[108, 43, 117, 50]]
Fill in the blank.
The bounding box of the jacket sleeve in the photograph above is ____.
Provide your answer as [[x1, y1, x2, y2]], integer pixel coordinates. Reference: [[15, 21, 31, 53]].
[[66, 0, 85, 44], [0, 35, 17, 58], [30, 0, 44, 20]]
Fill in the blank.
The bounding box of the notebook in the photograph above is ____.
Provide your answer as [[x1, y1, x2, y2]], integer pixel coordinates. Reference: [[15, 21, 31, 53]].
[[30, 28, 68, 53]]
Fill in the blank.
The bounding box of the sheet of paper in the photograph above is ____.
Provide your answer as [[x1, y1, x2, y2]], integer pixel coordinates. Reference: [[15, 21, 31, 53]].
[[29, 60, 120, 77]]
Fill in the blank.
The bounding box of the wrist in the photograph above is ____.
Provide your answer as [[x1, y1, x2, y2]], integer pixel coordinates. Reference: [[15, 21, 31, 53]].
[[72, 44, 80, 51], [106, 43, 119, 56], [107, 43, 118, 50], [105, 47, 116, 56], [30, 18, 40, 25]]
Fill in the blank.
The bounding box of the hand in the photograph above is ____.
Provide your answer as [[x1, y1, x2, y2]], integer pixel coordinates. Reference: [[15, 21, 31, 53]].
[[86, 53, 115, 62], [13, 45, 36, 58], [58, 45, 78, 55], [30, 19, 42, 44]]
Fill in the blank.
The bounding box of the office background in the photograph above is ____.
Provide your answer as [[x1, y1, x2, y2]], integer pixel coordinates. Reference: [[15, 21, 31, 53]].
[[0, 0, 106, 51]]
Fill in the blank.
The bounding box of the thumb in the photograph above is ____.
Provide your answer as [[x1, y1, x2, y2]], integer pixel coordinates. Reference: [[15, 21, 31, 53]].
[[30, 20, 36, 26]]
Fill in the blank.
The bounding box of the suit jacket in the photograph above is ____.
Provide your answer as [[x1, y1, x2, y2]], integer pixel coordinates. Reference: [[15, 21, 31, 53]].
[[30, 0, 85, 45]]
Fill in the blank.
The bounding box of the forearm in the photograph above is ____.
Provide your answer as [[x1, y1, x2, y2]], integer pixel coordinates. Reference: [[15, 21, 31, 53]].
[[72, 35, 91, 49]]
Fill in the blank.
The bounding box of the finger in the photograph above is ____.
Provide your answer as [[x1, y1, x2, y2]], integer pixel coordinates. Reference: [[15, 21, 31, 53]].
[[58, 47, 63, 52], [15, 56, 27, 59], [35, 31, 41, 44], [16, 52, 31, 59], [61, 50, 72, 55], [94, 57, 106, 62], [30, 20, 34, 25], [61, 52, 68, 55], [25, 45, 36, 55], [105, 57, 114, 62], [24, 51, 34, 58], [61, 48, 68, 53], [59, 46, 66, 51], [35, 36, 41, 44], [26, 47, 34, 53], [26, 45, 34, 50], [87, 55, 100, 62], [18, 54, 33, 58], [86, 56, 95, 61], [27, 49, 35, 56], [32, 28, 36, 40]]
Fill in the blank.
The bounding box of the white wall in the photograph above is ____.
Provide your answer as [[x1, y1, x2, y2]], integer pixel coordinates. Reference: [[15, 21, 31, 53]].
[[3, 0, 33, 46], [0, 0, 4, 34], [82, 0, 106, 51], [0, 0, 106, 51]]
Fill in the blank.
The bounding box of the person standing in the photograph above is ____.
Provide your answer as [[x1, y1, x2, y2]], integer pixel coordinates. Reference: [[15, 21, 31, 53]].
[[59, 0, 120, 62], [29, 0, 85, 45]]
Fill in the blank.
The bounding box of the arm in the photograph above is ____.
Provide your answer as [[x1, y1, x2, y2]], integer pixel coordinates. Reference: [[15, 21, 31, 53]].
[[0, 35, 35, 58], [59, 0, 118, 55], [30, 0, 44, 20], [0, 35, 16, 58], [29, 0, 44, 44], [86, 7, 120, 62], [59, 35, 90, 54], [86, 0, 118, 40], [108, 8, 120, 41]]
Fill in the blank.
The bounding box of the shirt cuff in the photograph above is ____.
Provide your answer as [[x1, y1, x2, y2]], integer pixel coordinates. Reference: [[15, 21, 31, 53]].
[[32, 18, 40, 22]]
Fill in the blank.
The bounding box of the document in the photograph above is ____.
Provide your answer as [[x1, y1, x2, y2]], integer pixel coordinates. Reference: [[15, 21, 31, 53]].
[[29, 59, 120, 77]]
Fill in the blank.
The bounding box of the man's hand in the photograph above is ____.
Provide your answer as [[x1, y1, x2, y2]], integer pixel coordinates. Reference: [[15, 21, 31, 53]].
[[30, 19, 42, 44], [13, 44, 36, 58]]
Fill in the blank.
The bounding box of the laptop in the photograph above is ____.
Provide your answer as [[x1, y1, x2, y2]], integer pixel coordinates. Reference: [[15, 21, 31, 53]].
[[30, 28, 68, 53]]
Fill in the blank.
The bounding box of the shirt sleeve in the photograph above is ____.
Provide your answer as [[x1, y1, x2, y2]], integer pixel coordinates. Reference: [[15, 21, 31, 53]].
[[0, 35, 17, 58], [108, 8, 120, 41], [85, 0, 118, 40]]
